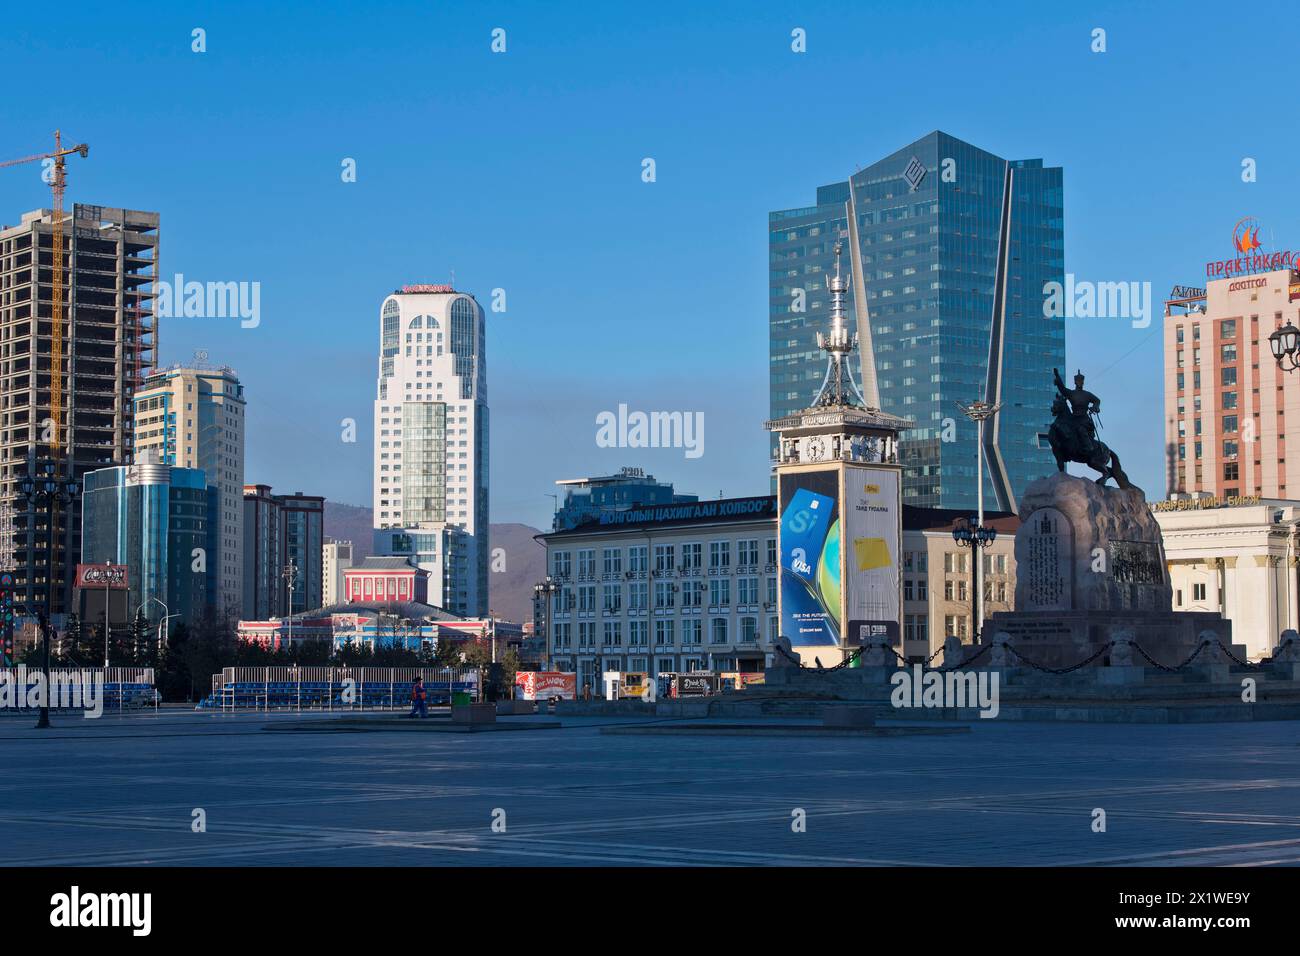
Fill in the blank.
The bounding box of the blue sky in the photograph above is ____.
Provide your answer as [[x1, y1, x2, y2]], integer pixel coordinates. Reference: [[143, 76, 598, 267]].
[[2, 0, 1294, 528]]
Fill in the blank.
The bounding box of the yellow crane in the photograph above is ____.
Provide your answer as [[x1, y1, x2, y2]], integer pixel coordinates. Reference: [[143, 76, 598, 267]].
[[0, 131, 90, 459]]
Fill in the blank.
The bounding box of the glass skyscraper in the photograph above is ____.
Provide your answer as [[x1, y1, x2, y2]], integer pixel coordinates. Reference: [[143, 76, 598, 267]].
[[770, 131, 1064, 510], [81, 458, 209, 628]]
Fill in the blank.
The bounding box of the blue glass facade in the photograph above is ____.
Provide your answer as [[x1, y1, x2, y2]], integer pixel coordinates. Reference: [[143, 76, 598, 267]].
[[81, 464, 209, 627], [770, 131, 1065, 509], [553, 470, 699, 531]]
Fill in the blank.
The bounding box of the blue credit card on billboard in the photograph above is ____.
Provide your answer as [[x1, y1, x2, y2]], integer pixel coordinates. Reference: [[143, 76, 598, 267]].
[[781, 488, 834, 585], [780, 487, 839, 646]]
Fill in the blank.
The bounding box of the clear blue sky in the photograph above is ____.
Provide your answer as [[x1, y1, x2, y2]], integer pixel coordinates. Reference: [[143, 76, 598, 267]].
[[2, 0, 1294, 528]]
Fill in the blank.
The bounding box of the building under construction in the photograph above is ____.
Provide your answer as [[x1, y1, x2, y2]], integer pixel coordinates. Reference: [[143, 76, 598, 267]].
[[0, 204, 159, 618]]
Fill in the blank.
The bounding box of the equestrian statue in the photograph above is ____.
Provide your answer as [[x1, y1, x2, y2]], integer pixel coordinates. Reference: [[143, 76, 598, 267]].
[[1047, 367, 1132, 490]]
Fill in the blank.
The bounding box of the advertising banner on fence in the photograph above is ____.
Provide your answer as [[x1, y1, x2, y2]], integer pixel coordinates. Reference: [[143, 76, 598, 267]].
[[514, 671, 576, 701], [844, 465, 901, 645], [778, 468, 841, 646]]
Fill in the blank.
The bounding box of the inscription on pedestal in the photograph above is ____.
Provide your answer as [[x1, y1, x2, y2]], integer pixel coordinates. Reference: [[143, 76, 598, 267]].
[[1022, 507, 1072, 611]]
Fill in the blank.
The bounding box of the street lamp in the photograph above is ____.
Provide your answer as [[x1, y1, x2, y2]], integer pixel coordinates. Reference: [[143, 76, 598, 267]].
[[14, 458, 79, 730], [132, 596, 173, 658], [952, 516, 998, 641], [1269, 322, 1300, 372], [533, 576, 558, 670], [281, 562, 298, 653], [955, 398, 1005, 642]]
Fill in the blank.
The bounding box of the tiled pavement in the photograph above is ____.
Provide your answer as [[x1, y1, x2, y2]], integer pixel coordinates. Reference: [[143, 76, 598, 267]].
[[1, 710, 1298, 866]]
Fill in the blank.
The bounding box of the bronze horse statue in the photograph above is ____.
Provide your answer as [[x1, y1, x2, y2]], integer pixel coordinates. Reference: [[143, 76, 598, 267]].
[[1047, 368, 1132, 490]]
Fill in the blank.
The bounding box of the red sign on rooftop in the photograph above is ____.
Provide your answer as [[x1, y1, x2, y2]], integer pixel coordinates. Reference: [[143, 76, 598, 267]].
[[399, 284, 455, 294]]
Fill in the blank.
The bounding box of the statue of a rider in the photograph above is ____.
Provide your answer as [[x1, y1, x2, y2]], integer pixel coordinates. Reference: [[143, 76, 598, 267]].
[[1052, 368, 1101, 461]]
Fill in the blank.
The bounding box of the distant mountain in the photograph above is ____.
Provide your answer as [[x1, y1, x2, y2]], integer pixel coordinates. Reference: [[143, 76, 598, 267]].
[[487, 522, 548, 625], [323, 501, 375, 561], [322, 502, 545, 625]]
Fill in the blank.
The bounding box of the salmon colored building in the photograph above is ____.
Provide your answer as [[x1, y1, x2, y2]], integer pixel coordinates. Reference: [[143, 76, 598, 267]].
[[1164, 267, 1300, 498]]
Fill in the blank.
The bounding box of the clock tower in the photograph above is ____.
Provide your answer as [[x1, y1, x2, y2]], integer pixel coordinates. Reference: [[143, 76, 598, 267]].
[[765, 240, 911, 665]]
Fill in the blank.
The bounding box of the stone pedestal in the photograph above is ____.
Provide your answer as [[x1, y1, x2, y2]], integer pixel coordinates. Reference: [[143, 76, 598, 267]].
[[452, 703, 496, 724], [823, 706, 876, 729], [982, 474, 1229, 669], [1097, 666, 1146, 686]]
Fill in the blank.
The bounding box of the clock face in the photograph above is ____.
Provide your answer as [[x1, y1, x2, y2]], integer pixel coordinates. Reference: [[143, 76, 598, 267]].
[[806, 437, 826, 461]]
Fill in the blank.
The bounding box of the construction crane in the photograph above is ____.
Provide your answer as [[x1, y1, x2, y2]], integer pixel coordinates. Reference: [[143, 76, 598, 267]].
[[0, 131, 90, 460]]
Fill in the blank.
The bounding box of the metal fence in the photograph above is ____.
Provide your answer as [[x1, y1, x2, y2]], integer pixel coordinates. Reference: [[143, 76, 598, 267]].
[[204, 665, 480, 713], [0, 666, 157, 714]]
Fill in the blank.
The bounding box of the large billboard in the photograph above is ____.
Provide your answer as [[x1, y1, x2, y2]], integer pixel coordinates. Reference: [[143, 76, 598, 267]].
[[74, 564, 129, 589], [843, 465, 900, 646], [778, 468, 841, 647]]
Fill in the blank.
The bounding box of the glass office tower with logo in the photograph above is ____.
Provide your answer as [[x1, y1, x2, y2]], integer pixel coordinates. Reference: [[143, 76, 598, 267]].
[[769, 131, 1064, 510]]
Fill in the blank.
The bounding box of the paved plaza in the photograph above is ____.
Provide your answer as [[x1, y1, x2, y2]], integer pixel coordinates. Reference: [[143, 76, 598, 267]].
[[1, 710, 1298, 866]]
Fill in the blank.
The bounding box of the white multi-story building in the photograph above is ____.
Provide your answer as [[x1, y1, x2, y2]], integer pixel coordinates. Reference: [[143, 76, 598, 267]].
[[134, 363, 246, 615], [539, 496, 780, 693], [1152, 495, 1300, 659], [372, 285, 488, 616], [538, 495, 1027, 687], [322, 537, 353, 607]]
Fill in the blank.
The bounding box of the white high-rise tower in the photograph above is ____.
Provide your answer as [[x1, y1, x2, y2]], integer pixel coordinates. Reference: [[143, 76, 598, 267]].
[[372, 284, 488, 616]]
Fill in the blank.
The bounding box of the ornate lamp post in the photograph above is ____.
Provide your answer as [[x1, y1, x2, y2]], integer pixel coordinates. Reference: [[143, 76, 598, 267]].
[[281, 562, 298, 653], [955, 398, 1004, 641], [533, 576, 558, 670], [15, 458, 79, 729], [1269, 322, 1300, 372], [952, 516, 998, 641]]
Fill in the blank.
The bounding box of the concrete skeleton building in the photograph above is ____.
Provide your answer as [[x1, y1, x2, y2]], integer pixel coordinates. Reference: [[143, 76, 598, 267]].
[[134, 363, 245, 615], [0, 204, 159, 617], [372, 284, 488, 617]]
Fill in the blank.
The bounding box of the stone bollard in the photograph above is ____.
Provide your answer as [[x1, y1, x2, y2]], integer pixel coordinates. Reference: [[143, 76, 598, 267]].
[[860, 641, 895, 667], [943, 635, 966, 669], [855, 641, 900, 684], [1190, 631, 1230, 685], [1268, 629, 1300, 680], [1274, 629, 1300, 662], [986, 634, 1015, 670], [1099, 632, 1145, 686]]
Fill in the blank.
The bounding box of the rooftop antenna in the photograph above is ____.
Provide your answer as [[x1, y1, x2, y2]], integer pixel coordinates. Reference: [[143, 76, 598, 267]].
[[812, 240, 867, 408]]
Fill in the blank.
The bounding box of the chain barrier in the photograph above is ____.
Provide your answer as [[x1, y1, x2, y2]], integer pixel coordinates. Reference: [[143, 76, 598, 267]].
[[937, 641, 993, 672], [1131, 639, 1208, 672], [1216, 639, 1263, 669], [772, 642, 864, 672], [773, 634, 1259, 677], [1004, 641, 1114, 675]]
